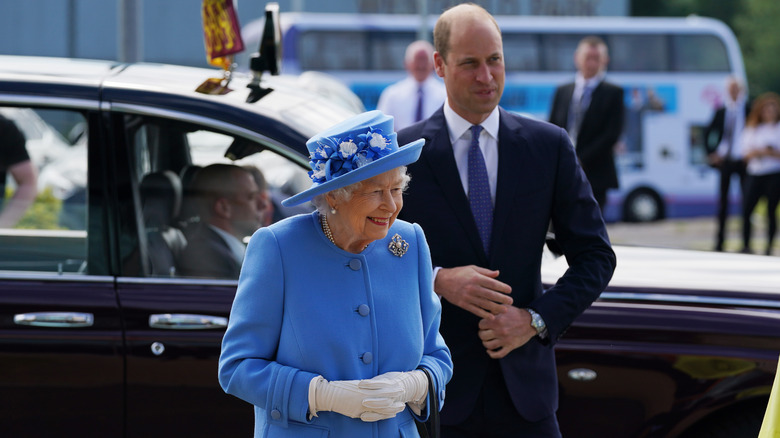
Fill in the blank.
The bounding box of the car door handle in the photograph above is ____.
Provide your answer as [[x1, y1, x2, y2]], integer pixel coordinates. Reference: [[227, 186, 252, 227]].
[[149, 314, 227, 330], [14, 312, 94, 328]]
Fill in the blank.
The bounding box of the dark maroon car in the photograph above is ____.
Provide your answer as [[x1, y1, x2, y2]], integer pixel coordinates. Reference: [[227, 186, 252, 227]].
[[0, 51, 357, 437], [1, 53, 778, 437], [543, 245, 780, 437]]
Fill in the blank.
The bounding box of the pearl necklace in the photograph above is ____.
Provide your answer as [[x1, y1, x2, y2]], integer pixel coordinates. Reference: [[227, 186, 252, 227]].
[[320, 213, 336, 245]]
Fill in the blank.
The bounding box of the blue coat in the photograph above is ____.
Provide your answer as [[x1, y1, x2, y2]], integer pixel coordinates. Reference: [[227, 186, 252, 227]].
[[219, 212, 453, 437]]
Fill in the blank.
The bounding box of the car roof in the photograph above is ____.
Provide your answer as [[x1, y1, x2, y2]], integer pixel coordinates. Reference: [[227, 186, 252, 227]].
[[0, 55, 358, 155], [542, 245, 780, 296]]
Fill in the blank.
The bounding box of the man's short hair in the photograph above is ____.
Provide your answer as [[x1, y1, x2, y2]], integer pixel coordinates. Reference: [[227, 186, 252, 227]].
[[433, 3, 500, 62], [576, 35, 609, 57], [190, 163, 251, 217]]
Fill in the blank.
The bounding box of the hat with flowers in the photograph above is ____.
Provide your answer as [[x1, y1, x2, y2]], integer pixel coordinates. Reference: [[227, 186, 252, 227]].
[[282, 110, 424, 206]]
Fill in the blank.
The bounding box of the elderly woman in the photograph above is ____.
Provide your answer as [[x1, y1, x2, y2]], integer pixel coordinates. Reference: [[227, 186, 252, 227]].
[[218, 110, 453, 437]]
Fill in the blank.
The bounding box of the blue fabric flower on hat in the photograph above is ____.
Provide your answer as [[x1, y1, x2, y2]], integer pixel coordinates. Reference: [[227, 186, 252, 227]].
[[308, 127, 392, 184]]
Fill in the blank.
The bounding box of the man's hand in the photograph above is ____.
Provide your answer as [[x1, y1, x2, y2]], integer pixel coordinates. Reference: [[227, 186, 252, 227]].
[[478, 307, 536, 359], [434, 265, 512, 319]]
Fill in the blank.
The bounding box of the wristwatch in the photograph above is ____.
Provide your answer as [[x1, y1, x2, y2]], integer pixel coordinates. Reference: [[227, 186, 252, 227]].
[[526, 308, 548, 338]]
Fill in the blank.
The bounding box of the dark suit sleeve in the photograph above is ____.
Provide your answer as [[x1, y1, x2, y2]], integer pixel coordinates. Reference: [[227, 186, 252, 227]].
[[703, 108, 724, 155], [577, 85, 624, 165], [532, 128, 616, 343], [548, 85, 568, 129]]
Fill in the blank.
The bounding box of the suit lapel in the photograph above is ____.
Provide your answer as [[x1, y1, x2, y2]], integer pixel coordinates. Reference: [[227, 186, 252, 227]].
[[580, 81, 605, 131], [418, 110, 488, 263], [491, 109, 530, 263]]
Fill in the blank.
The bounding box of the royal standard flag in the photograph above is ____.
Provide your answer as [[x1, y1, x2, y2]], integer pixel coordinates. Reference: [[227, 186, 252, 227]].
[[759, 355, 780, 437]]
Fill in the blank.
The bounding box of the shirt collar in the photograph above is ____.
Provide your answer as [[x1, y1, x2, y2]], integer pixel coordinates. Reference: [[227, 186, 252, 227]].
[[443, 101, 500, 143], [575, 72, 605, 90]]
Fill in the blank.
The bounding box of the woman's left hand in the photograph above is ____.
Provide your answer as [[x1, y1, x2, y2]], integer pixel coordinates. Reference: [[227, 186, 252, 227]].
[[359, 370, 428, 415]]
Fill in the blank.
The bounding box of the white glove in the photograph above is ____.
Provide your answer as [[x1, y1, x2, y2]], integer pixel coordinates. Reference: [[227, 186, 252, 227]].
[[308, 376, 405, 422], [359, 370, 429, 415]]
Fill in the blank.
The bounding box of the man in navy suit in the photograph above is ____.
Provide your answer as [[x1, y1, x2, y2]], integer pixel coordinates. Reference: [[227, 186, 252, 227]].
[[549, 36, 624, 211], [397, 4, 616, 437]]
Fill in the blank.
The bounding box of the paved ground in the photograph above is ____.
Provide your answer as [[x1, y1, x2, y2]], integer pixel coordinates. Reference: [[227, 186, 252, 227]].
[[605, 215, 779, 256]]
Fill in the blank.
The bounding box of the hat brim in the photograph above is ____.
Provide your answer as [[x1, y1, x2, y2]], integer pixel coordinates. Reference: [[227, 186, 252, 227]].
[[282, 138, 425, 207]]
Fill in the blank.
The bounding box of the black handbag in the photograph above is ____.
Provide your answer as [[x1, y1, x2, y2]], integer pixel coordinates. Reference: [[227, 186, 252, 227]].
[[414, 368, 440, 438]]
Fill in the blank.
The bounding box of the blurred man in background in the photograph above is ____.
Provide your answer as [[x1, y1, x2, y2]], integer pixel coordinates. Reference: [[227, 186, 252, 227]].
[[704, 75, 750, 252], [377, 40, 446, 130], [177, 163, 265, 278], [549, 36, 624, 211]]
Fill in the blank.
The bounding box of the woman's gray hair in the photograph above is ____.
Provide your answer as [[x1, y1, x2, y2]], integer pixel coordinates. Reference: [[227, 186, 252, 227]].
[[311, 167, 411, 214]]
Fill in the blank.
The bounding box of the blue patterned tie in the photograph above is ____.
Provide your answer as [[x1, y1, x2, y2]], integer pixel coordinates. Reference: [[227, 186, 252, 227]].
[[415, 86, 424, 122], [468, 125, 492, 255]]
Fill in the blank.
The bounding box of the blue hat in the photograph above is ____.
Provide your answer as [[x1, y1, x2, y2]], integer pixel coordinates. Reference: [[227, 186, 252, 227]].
[[282, 110, 424, 207]]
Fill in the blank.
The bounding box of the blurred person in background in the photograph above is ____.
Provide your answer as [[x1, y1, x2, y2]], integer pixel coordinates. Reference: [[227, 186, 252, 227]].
[[739, 92, 780, 255], [377, 40, 446, 130], [549, 35, 624, 211], [177, 163, 264, 278], [0, 113, 37, 228], [243, 164, 274, 227], [704, 75, 751, 252]]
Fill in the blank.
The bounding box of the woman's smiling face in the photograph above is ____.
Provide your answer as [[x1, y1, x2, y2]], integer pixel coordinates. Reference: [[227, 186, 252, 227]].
[[327, 168, 406, 253]]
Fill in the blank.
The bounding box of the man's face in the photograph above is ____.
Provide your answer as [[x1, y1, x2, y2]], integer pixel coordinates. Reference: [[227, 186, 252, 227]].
[[226, 171, 263, 238], [575, 44, 605, 79], [434, 16, 505, 125], [728, 80, 741, 101], [408, 49, 433, 83]]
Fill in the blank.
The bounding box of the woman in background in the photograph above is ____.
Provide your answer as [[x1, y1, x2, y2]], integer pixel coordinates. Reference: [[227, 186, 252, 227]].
[[739, 92, 780, 255]]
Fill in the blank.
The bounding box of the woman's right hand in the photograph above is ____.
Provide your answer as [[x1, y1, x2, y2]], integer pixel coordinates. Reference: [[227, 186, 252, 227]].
[[308, 376, 405, 422]]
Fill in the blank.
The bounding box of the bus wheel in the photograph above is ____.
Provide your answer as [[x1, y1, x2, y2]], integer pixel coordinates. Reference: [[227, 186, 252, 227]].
[[623, 189, 663, 222]]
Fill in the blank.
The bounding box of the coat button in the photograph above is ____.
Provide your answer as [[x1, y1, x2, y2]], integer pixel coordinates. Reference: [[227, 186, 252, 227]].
[[361, 352, 373, 364], [349, 259, 362, 270], [357, 304, 370, 316], [271, 409, 281, 420]]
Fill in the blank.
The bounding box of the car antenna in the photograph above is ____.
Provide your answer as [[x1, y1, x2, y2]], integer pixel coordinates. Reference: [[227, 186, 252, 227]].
[[246, 2, 281, 103]]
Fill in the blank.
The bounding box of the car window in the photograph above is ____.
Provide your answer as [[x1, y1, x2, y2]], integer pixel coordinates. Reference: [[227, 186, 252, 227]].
[[117, 114, 313, 278], [0, 107, 88, 275]]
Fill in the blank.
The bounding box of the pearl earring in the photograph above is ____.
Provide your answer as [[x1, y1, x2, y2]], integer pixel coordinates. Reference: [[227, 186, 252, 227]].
[[330, 207, 337, 215]]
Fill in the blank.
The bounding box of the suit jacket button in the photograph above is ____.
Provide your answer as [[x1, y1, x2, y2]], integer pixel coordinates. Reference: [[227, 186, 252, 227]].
[[271, 409, 281, 420], [349, 259, 362, 270], [358, 304, 370, 316], [361, 352, 373, 364]]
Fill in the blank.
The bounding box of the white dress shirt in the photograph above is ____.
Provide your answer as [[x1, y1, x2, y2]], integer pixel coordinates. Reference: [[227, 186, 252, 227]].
[[376, 74, 446, 130], [717, 95, 747, 159], [443, 102, 500, 203], [740, 122, 780, 176]]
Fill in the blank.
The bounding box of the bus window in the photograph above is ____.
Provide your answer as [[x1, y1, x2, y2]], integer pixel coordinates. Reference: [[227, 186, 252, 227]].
[[369, 31, 416, 70], [503, 34, 541, 71], [299, 31, 369, 70], [540, 34, 585, 71], [608, 34, 668, 72], [672, 34, 730, 72]]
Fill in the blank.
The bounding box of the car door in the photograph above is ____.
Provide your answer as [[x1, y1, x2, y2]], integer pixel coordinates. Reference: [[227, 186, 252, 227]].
[[0, 106, 124, 436], [109, 111, 313, 437]]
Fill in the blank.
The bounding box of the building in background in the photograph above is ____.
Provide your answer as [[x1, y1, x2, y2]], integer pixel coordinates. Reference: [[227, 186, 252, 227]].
[[0, 0, 628, 68]]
